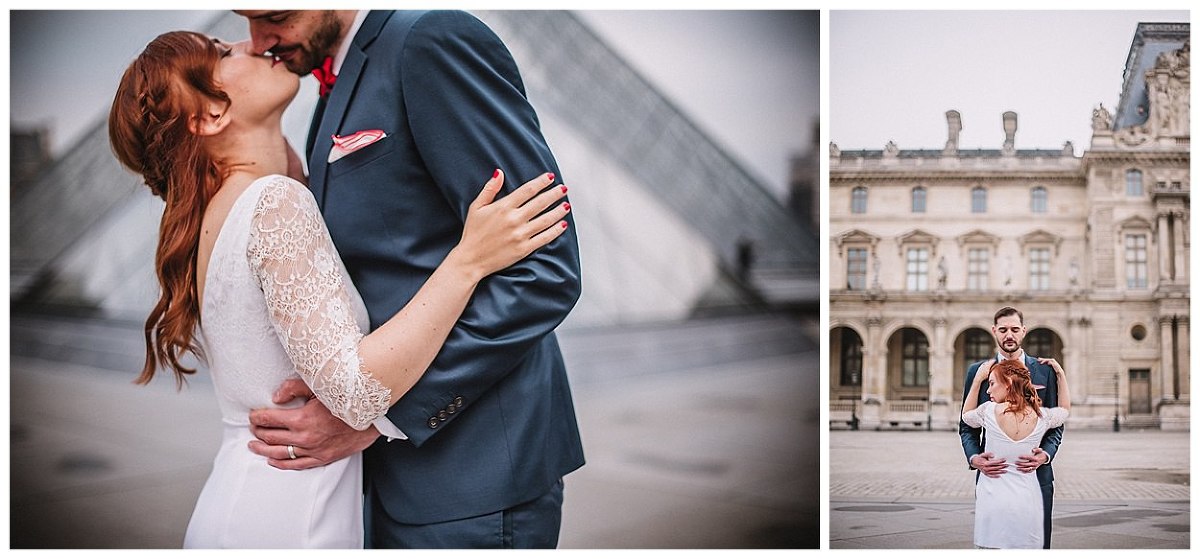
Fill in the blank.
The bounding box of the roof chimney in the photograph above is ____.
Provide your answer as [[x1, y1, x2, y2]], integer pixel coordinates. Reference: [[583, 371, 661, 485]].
[[1002, 111, 1017, 155], [944, 110, 961, 156]]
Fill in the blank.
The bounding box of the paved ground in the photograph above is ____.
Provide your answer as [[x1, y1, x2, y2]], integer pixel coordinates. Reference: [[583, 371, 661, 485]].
[[6, 310, 818, 549], [830, 430, 1190, 549]]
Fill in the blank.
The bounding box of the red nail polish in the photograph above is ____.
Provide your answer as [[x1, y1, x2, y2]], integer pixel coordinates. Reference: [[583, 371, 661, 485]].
[[560, 221, 569, 229], [493, 169, 500, 179], [561, 185, 568, 193], [547, 173, 555, 181], [563, 202, 571, 211]]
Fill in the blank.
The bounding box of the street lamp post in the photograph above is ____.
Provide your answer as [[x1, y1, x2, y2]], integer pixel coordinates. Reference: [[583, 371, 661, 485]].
[[1113, 372, 1121, 432]]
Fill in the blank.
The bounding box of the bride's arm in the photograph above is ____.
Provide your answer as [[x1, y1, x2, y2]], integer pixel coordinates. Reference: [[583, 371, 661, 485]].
[[1037, 357, 1071, 429], [249, 171, 569, 430], [961, 359, 993, 426]]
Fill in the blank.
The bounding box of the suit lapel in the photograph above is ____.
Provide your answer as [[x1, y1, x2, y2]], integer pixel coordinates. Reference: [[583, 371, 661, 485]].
[[306, 10, 393, 208]]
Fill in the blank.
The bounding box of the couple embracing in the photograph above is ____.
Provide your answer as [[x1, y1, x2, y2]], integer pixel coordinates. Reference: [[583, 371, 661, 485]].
[[959, 306, 1073, 549], [109, 10, 584, 548]]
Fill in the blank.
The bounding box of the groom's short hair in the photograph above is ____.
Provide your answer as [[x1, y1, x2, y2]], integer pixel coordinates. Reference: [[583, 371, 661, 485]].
[[994, 306, 1024, 325]]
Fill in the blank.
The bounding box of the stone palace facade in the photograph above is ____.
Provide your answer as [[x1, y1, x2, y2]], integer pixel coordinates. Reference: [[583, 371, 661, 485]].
[[829, 23, 1190, 431]]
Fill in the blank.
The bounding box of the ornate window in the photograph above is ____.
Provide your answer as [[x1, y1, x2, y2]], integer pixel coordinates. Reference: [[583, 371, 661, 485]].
[[1126, 169, 1144, 196], [836, 229, 879, 291], [847, 248, 868, 290], [901, 329, 929, 387], [851, 186, 868, 214], [1125, 234, 1148, 288], [912, 186, 926, 213], [1031, 186, 1047, 213], [971, 186, 987, 213], [1029, 248, 1051, 290], [968, 248, 989, 291], [840, 329, 863, 387], [906, 248, 929, 291]]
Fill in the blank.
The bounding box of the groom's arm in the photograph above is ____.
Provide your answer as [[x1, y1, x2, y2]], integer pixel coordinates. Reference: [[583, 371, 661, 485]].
[[958, 361, 984, 466], [388, 11, 581, 447]]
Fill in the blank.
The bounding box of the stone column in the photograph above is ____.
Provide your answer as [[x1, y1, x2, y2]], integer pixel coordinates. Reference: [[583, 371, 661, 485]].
[[1157, 213, 1172, 282], [860, 318, 886, 430], [1066, 317, 1085, 403], [1172, 212, 1187, 282], [1159, 316, 1176, 403], [929, 317, 954, 429], [1176, 317, 1189, 401]]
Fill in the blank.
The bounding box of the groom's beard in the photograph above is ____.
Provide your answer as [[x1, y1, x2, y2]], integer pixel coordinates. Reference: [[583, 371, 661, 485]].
[[998, 339, 1021, 356], [276, 13, 344, 75]]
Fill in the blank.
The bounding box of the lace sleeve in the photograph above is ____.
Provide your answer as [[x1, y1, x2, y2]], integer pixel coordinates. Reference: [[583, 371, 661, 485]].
[[962, 400, 988, 428], [1044, 407, 1070, 429], [247, 177, 392, 430]]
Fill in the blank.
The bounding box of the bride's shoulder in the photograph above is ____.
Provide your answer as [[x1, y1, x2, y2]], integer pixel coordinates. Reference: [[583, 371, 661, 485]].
[[253, 175, 318, 212]]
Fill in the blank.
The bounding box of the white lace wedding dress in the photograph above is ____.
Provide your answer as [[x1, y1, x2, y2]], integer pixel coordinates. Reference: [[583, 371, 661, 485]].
[[962, 401, 1069, 549], [183, 175, 391, 548]]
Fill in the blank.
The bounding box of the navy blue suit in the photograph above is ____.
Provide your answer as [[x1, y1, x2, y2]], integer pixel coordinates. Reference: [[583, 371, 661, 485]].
[[959, 353, 1062, 548], [306, 11, 584, 546]]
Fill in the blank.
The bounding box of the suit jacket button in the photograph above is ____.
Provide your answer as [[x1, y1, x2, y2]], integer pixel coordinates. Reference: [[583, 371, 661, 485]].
[[446, 403, 457, 414], [454, 396, 464, 406], [437, 410, 449, 420], [428, 417, 439, 429]]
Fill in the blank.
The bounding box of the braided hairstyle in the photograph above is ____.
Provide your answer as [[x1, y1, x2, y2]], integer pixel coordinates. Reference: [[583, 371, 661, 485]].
[[109, 31, 231, 387], [990, 359, 1043, 418]]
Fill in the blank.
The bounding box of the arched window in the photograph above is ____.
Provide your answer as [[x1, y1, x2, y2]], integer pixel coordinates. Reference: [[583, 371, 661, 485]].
[[901, 329, 929, 387], [840, 329, 863, 386], [963, 329, 993, 372], [1126, 169, 1144, 196], [1031, 186, 1047, 213], [971, 187, 987, 213], [851, 186, 868, 214], [912, 186, 926, 213]]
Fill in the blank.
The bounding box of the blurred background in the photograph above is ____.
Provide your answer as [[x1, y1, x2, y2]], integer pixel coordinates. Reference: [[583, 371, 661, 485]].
[[7, 10, 819, 549]]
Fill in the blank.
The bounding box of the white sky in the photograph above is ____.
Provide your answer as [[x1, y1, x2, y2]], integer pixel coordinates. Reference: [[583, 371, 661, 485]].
[[831, 10, 1190, 154], [7, 9, 817, 200]]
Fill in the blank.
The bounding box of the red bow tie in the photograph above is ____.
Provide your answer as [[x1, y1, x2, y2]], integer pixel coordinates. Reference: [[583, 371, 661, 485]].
[[312, 56, 337, 97]]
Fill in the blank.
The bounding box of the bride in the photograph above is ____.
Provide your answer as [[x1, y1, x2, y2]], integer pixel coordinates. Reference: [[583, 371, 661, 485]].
[[108, 31, 572, 547], [961, 358, 1071, 549]]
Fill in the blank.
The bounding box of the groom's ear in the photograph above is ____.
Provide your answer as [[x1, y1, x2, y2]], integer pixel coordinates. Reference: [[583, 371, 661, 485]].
[[189, 100, 232, 137]]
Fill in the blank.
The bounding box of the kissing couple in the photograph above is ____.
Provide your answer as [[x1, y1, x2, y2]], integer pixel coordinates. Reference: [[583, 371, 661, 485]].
[[109, 10, 585, 548]]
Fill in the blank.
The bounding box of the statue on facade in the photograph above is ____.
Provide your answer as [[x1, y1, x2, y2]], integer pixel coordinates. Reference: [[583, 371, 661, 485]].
[[1069, 257, 1079, 288], [1091, 103, 1112, 132], [871, 254, 881, 289], [883, 140, 899, 157], [829, 142, 840, 159], [937, 256, 948, 289]]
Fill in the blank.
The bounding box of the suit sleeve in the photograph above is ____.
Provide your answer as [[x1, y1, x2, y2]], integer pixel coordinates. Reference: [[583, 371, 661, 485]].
[[387, 11, 581, 446], [958, 361, 984, 467]]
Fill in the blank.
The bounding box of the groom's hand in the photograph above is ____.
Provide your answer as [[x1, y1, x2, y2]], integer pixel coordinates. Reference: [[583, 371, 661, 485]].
[[1016, 447, 1049, 473], [971, 451, 1007, 478], [247, 378, 380, 470]]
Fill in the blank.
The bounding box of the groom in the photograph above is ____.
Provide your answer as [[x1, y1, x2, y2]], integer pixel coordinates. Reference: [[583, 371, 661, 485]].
[[958, 306, 1063, 548], [235, 10, 583, 548]]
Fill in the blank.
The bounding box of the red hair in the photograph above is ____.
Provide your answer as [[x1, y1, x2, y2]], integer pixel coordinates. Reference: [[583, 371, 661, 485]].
[[108, 31, 231, 387], [990, 359, 1043, 417]]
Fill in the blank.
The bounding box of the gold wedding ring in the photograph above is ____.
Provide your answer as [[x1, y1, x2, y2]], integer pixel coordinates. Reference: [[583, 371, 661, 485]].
[[287, 444, 297, 460]]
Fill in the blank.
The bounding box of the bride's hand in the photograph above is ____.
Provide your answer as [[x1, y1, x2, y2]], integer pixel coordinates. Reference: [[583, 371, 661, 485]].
[[1037, 357, 1065, 377], [450, 169, 571, 282], [974, 359, 994, 383]]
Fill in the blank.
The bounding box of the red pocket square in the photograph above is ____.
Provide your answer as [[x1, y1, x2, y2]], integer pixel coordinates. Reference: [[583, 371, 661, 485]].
[[329, 129, 387, 163]]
